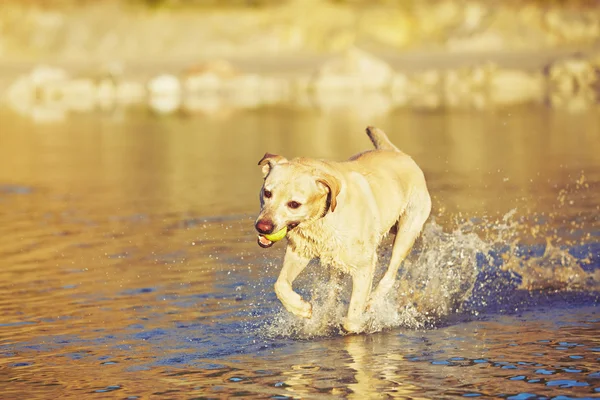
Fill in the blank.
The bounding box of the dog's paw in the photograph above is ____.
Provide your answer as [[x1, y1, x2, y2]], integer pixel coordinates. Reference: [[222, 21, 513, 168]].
[[342, 319, 363, 334], [296, 301, 313, 319]]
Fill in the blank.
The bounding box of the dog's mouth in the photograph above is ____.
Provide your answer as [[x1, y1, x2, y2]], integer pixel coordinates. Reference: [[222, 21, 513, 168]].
[[256, 222, 299, 249], [288, 222, 299, 230], [257, 235, 275, 248]]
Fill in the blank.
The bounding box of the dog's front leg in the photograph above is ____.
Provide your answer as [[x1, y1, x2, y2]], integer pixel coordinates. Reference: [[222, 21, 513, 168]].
[[274, 247, 312, 319], [343, 253, 376, 333]]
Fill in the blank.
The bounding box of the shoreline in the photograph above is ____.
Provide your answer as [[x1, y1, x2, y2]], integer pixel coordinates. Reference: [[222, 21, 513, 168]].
[[2, 45, 599, 123]]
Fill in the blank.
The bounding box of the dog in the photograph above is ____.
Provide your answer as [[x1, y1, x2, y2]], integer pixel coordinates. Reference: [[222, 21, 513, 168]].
[[255, 126, 431, 333]]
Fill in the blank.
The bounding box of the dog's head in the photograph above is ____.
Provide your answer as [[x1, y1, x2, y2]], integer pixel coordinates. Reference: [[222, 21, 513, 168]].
[[254, 152, 340, 248]]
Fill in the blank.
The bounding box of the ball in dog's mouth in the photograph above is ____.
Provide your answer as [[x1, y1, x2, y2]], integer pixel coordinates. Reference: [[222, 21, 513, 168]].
[[257, 226, 288, 248]]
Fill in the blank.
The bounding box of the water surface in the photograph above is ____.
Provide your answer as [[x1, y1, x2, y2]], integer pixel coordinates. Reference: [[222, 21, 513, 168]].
[[0, 105, 599, 398]]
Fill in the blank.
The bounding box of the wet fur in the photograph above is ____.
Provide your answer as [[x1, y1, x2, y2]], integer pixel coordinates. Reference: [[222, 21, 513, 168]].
[[255, 126, 431, 333]]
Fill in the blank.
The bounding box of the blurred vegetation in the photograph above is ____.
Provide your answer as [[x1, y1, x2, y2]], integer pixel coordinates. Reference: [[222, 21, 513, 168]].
[[1, 0, 598, 62], [3, 0, 282, 7], [8, 0, 600, 8]]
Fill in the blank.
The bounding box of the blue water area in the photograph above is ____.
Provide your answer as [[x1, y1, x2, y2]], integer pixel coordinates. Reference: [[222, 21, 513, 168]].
[[461, 240, 600, 317]]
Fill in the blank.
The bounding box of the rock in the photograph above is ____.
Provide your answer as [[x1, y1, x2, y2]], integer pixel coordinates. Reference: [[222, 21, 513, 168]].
[[443, 68, 476, 108], [96, 79, 117, 109], [549, 88, 596, 113], [547, 58, 597, 94], [115, 81, 146, 104], [488, 67, 544, 106], [182, 60, 239, 93], [225, 74, 262, 94], [443, 68, 471, 96], [405, 69, 442, 106], [258, 77, 290, 102], [29, 65, 69, 88], [181, 94, 225, 115], [442, 64, 493, 108], [228, 90, 260, 109], [184, 72, 222, 93], [6, 65, 69, 104], [390, 73, 410, 106], [227, 75, 290, 105], [147, 74, 182, 114], [5, 65, 71, 118], [6, 76, 36, 105], [60, 79, 96, 112], [148, 74, 181, 96], [149, 95, 180, 115], [312, 47, 394, 92]]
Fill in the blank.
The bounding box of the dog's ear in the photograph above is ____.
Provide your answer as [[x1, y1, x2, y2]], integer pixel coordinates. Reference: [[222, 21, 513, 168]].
[[317, 173, 341, 212], [257, 153, 287, 178]]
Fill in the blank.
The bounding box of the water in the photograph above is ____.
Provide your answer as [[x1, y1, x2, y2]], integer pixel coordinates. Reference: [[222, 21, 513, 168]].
[[0, 105, 598, 399]]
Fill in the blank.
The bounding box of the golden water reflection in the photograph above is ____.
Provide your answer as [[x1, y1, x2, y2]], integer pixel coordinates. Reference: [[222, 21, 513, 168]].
[[1, 106, 598, 219], [0, 106, 599, 398]]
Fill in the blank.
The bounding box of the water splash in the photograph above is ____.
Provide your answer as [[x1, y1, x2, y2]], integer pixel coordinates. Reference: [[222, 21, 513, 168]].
[[260, 196, 598, 338], [260, 218, 488, 338]]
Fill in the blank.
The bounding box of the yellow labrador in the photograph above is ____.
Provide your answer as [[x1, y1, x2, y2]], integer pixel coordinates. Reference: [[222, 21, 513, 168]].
[[255, 126, 431, 333]]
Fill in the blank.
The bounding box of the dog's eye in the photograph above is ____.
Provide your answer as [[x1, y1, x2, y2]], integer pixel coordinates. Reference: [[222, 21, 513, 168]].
[[264, 190, 272, 199], [287, 201, 301, 209]]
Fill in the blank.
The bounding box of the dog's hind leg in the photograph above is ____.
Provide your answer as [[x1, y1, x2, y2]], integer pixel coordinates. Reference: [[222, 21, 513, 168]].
[[370, 192, 431, 302], [344, 251, 377, 333]]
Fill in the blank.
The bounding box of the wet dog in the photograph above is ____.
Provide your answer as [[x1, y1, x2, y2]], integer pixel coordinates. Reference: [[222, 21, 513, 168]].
[[255, 127, 431, 333]]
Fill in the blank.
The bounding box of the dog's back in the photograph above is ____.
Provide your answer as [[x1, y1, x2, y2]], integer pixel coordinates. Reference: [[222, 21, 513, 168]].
[[340, 126, 428, 235], [346, 127, 425, 190]]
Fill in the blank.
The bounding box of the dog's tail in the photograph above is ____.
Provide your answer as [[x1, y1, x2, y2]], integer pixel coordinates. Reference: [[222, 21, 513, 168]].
[[366, 126, 400, 152]]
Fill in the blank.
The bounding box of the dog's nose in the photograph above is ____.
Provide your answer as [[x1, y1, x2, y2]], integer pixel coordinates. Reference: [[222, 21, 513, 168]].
[[255, 219, 274, 234]]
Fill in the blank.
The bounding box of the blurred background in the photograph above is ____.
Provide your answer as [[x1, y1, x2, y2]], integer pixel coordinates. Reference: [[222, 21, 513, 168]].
[[1, 0, 599, 119]]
